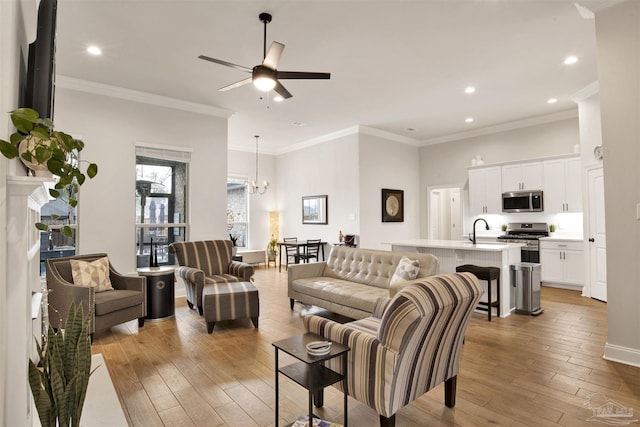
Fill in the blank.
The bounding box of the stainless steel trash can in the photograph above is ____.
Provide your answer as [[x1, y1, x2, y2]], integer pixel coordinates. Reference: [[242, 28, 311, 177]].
[[510, 263, 544, 316]]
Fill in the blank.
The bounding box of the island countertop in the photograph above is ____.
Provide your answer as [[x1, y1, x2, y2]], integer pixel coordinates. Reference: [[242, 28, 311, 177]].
[[383, 239, 525, 318], [383, 239, 526, 251]]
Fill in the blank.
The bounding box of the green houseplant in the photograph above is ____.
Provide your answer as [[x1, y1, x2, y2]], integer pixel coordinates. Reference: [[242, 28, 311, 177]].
[[0, 108, 98, 236], [267, 235, 278, 260], [28, 303, 95, 427]]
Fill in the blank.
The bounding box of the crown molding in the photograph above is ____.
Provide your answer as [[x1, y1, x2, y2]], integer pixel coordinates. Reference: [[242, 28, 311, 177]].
[[572, 81, 600, 103], [274, 126, 361, 155], [56, 76, 235, 119], [420, 109, 579, 146], [358, 125, 421, 146]]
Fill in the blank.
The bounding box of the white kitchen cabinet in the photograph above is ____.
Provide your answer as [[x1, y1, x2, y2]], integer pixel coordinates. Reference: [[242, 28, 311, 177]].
[[540, 239, 584, 288], [501, 161, 543, 192], [543, 156, 582, 213], [468, 166, 502, 215]]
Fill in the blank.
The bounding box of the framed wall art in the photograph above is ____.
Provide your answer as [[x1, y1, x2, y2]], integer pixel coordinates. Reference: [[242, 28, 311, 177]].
[[302, 195, 328, 224], [381, 189, 404, 222]]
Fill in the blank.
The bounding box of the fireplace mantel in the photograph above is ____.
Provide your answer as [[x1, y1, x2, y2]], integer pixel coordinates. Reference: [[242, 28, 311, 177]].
[[5, 176, 51, 426]]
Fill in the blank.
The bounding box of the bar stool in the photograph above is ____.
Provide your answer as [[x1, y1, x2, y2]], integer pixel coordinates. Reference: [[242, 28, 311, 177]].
[[455, 264, 500, 321]]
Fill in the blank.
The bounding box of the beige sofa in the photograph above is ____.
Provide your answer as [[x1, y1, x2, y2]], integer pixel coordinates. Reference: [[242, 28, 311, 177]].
[[288, 245, 439, 319]]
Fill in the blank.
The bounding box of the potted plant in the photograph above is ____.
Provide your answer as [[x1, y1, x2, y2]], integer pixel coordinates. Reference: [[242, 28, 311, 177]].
[[28, 303, 95, 427], [228, 233, 238, 256], [549, 224, 556, 235], [267, 235, 278, 261], [501, 224, 508, 234], [0, 108, 98, 236]]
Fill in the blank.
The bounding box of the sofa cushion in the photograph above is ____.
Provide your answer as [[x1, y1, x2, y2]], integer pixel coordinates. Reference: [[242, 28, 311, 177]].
[[322, 246, 439, 289], [204, 274, 241, 285], [389, 256, 420, 285], [70, 256, 113, 292], [94, 289, 144, 316], [292, 277, 389, 313]]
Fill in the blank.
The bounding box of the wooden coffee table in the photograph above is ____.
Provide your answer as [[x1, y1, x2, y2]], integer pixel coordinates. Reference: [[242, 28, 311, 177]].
[[273, 332, 349, 427]]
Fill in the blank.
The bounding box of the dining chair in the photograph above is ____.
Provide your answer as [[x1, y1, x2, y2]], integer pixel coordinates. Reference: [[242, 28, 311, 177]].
[[299, 239, 321, 263], [343, 234, 357, 247], [283, 237, 300, 270]]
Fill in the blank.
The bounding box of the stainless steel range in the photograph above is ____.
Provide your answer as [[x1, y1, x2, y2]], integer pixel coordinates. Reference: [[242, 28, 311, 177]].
[[497, 222, 548, 263]]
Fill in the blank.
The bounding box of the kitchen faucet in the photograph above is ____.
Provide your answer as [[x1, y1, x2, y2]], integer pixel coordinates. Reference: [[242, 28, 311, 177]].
[[470, 218, 490, 244]]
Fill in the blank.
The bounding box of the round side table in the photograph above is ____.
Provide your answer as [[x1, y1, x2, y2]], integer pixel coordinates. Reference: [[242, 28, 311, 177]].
[[137, 266, 175, 321]]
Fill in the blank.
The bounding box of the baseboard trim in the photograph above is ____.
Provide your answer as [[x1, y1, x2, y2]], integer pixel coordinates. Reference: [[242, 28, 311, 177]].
[[603, 342, 640, 368]]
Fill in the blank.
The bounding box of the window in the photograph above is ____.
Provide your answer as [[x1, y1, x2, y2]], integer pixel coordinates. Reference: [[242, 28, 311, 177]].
[[39, 197, 77, 275], [136, 146, 190, 267], [227, 177, 248, 249]]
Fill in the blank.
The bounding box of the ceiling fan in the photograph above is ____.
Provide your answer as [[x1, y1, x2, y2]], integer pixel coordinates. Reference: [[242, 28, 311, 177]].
[[198, 12, 330, 99]]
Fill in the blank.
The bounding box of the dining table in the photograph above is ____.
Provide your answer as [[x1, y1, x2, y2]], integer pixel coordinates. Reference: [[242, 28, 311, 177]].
[[277, 240, 327, 272]]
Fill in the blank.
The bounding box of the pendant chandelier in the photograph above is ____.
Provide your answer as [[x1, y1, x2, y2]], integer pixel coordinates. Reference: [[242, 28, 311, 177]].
[[247, 135, 269, 195]]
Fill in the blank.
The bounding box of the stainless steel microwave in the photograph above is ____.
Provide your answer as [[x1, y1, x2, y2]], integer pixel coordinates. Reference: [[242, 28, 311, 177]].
[[502, 191, 543, 213]]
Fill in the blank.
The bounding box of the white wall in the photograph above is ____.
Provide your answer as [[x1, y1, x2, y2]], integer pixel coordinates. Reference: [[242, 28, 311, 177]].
[[358, 133, 420, 249], [228, 149, 277, 251], [418, 117, 580, 237], [276, 133, 359, 246], [54, 88, 229, 272], [574, 86, 603, 170], [594, 0, 640, 367]]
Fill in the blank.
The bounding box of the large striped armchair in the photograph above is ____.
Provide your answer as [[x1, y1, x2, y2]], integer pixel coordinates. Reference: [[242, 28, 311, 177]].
[[168, 240, 254, 315], [304, 272, 482, 427]]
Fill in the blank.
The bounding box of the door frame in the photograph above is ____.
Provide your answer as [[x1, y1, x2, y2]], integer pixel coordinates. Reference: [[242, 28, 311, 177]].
[[426, 184, 464, 240]]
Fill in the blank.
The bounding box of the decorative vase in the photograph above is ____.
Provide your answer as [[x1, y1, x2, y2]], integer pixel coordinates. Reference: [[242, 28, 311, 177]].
[[18, 136, 53, 178]]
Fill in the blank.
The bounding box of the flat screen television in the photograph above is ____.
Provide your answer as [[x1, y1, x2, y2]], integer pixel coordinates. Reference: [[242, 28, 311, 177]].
[[24, 0, 57, 120]]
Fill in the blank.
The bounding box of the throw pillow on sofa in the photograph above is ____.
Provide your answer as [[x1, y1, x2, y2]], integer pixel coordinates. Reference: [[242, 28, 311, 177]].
[[390, 256, 420, 285], [70, 256, 114, 292]]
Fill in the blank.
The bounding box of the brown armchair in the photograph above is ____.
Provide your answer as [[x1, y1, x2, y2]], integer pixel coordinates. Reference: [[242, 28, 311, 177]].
[[168, 240, 255, 315], [46, 253, 146, 337]]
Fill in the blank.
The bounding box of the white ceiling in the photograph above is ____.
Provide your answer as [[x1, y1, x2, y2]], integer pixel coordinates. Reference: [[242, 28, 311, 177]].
[[54, 1, 607, 154]]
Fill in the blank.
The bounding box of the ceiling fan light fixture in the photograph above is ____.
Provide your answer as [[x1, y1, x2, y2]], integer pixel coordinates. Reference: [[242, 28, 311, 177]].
[[253, 76, 276, 92], [253, 66, 277, 91]]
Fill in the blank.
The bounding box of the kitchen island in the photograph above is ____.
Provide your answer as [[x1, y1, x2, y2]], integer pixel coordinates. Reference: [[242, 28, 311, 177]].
[[383, 239, 525, 317]]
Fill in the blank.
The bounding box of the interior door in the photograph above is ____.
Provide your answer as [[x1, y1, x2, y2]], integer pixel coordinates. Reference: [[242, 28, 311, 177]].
[[587, 167, 607, 302]]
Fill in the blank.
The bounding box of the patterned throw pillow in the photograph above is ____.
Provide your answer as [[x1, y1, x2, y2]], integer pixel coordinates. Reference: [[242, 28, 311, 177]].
[[389, 256, 420, 285], [70, 256, 114, 292]]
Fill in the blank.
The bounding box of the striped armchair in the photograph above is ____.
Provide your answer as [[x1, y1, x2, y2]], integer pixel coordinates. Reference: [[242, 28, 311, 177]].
[[304, 273, 482, 427], [168, 240, 254, 315]]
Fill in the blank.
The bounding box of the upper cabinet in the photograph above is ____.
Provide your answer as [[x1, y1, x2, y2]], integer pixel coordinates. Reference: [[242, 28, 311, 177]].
[[501, 161, 543, 192], [468, 154, 582, 216], [543, 157, 582, 212], [468, 167, 502, 215]]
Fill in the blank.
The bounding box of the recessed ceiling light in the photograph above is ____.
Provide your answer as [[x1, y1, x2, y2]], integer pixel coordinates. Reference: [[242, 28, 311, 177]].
[[547, 98, 558, 104], [273, 95, 284, 102], [465, 117, 474, 123], [86, 46, 102, 56], [464, 86, 476, 94], [563, 56, 578, 65]]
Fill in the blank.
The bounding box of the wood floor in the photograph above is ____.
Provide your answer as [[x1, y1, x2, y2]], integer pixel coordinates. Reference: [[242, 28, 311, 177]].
[[91, 267, 640, 427]]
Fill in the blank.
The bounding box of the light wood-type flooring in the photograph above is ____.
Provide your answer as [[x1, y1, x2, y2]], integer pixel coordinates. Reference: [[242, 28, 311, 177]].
[[91, 267, 640, 427]]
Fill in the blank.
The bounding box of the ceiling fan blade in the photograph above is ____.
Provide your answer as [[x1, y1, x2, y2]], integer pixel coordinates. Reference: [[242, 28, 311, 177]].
[[219, 77, 252, 92], [274, 81, 292, 99], [262, 42, 285, 70], [198, 55, 252, 73], [277, 71, 331, 80]]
